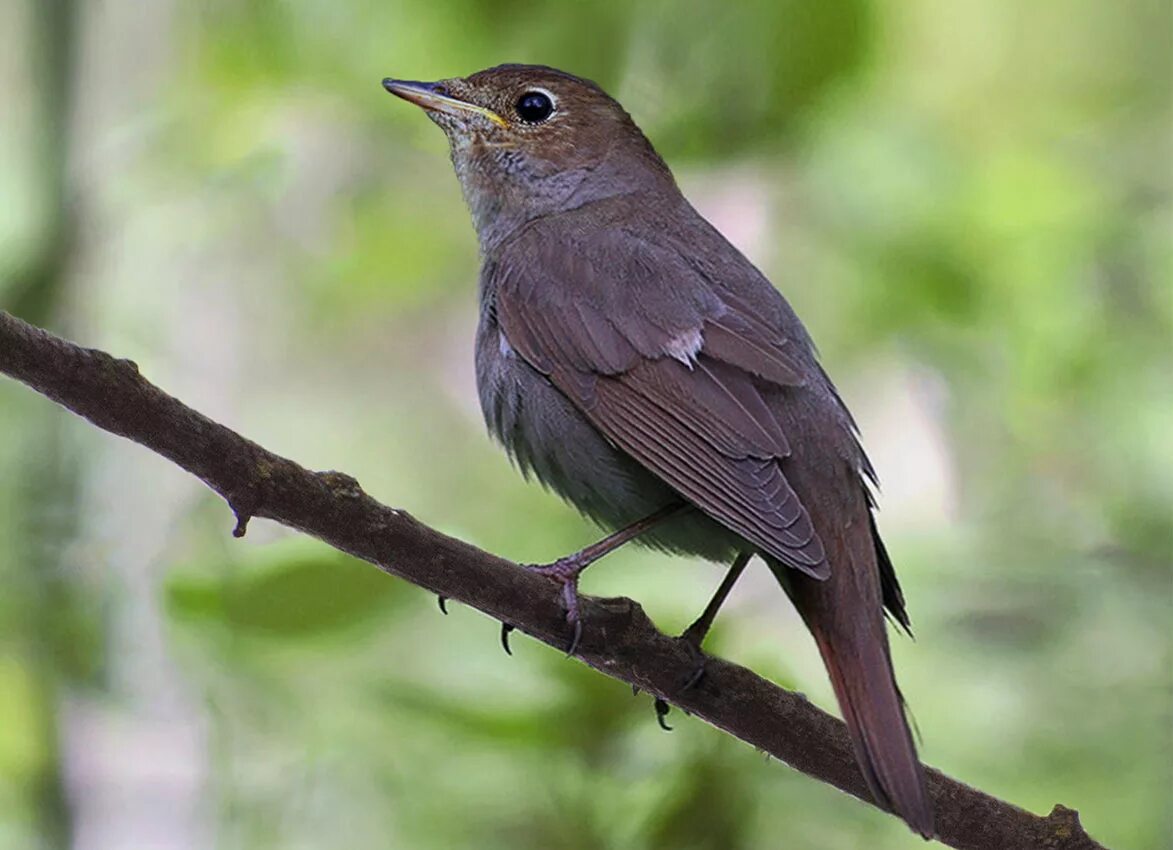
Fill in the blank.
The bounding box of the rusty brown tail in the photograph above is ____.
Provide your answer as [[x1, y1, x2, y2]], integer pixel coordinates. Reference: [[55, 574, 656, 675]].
[[809, 616, 934, 838], [771, 548, 935, 838]]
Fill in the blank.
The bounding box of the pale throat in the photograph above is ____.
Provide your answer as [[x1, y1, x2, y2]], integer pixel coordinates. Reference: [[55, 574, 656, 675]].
[[448, 136, 659, 255], [450, 152, 589, 254]]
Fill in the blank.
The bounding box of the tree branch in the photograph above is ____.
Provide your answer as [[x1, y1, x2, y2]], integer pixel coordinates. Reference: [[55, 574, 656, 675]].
[[0, 309, 1108, 850]]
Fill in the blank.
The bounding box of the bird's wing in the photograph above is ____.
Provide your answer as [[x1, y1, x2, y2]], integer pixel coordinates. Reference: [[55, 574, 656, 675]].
[[489, 221, 828, 577]]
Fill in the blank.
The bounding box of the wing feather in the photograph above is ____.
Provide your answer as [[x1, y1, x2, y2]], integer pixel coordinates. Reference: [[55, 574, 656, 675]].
[[492, 221, 829, 577]]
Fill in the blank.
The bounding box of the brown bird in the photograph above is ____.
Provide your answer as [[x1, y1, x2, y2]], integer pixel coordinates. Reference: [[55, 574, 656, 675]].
[[383, 65, 934, 837]]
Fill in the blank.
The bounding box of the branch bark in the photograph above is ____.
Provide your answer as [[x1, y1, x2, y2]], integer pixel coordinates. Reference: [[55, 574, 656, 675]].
[[0, 309, 1108, 850]]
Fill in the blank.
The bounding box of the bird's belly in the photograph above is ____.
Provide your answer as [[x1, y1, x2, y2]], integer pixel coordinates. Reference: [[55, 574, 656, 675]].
[[476, 320, 737, 563]]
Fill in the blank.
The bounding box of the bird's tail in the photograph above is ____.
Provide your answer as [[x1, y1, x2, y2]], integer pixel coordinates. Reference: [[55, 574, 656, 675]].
[[772, 547, 934, 838], [807, 615, 935, 838]]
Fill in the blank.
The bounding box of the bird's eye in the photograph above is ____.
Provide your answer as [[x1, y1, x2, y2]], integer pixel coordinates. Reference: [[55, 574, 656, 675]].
[[515, 91, 554, 124]]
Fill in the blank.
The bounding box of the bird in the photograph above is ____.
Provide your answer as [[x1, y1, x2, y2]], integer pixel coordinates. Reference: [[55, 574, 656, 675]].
[[382, 64, 934, 837]]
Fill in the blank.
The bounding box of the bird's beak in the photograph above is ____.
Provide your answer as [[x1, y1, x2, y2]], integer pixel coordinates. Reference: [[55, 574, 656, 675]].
[[382, 78, 507, 128]]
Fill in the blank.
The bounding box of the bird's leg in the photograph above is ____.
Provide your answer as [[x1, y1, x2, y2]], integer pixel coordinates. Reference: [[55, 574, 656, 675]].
[[678, 551, 753, 689], [526, 502, 689, 654], [646, 552, 753, 730]]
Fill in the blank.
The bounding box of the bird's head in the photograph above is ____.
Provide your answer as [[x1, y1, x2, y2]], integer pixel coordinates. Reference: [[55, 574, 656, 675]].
[[383, 64, 675, 250]]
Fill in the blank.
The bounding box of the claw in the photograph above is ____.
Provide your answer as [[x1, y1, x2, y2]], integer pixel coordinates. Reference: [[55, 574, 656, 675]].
[[437, 595, 449, 615], [500, 622, 515, 655], [654, 698, 673, 731], [524, 558, 587, 656], [673, 628, 710, 693], [681, 661, 706, 692], [565, 618, 583, 657], [519, 507, 687, 662]]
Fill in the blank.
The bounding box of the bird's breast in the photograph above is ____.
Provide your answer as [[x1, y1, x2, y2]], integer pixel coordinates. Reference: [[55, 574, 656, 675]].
[[475, 309, 645, 522], [473, 310, 740, 563]]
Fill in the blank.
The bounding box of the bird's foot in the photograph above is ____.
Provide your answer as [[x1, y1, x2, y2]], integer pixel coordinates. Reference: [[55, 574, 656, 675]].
[[635, 623, 710, 734], [670, 550, 751, 692], [653, 698, 673, 731], [675, 620, 710, 693], [524, 556, 587, 655]]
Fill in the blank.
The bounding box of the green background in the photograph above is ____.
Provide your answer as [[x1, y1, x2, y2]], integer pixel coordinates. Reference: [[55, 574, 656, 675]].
[[1, 1, 1169, 848]]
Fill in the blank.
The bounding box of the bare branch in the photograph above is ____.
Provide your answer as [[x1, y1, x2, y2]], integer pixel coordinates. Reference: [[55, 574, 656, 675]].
[[0, 310, 1109, 850]]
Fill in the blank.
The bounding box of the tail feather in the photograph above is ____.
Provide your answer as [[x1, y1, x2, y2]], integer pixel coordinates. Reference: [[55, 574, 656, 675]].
[[810, 625, 935, 837], [770, 533, 935, 838]]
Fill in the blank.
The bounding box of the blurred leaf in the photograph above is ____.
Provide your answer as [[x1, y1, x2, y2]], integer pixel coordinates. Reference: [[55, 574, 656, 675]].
[[167, 542, 404, 639]]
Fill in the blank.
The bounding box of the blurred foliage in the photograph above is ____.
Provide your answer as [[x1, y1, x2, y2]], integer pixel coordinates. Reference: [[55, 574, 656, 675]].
[[1, 0, 1170, 849]]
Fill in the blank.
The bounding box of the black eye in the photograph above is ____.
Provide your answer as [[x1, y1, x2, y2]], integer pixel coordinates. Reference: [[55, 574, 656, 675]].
[[515, 91, 554, 123]]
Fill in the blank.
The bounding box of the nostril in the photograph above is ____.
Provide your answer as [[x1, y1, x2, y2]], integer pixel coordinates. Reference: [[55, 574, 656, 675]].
[[432, 83, 450, 97]]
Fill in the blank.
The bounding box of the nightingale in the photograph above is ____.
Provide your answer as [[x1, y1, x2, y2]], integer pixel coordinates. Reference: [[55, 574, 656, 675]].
[[383, 65, 934, 837]]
